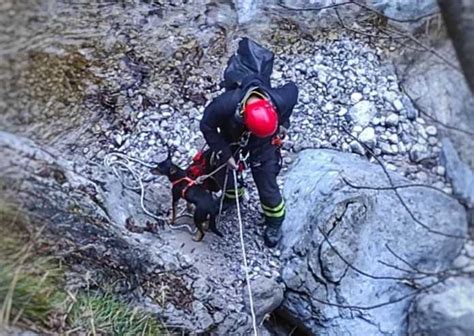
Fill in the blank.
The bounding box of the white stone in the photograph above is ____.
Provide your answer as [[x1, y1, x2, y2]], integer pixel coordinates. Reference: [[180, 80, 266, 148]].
[[114, 134, 123, 146], [417, 124, 428, 139], [338, 107, 348, 116], [388, 134, 399, 144], [428, 136, 438, 146], [426, 125, 438, 136], [346, 101, 377, 127], [324, 102, 335, 111], [387, 163, 397, 171], [351, 92, 363, 104], [436, 166, 446, 176], [393, 99, 404, 111], [386, 113, 400, 127], [358, 127, 377, 148], [350, 141, 365, 155]]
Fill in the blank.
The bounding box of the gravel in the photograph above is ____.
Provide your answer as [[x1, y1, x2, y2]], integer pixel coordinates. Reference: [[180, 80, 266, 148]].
[[77, 28, 453, 331]]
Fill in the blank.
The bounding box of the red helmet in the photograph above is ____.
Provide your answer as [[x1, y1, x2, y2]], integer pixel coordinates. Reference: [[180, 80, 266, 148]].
[[243, 99, 278, 138]]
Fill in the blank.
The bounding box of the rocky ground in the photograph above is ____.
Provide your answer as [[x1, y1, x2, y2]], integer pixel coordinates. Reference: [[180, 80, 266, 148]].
[[85, 24, 463, 334], [99, 27, 454, 284], [1, 0, 473, 334]]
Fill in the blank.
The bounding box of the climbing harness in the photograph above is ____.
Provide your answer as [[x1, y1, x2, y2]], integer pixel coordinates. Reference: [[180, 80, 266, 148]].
[[171, 176, 196, 198]]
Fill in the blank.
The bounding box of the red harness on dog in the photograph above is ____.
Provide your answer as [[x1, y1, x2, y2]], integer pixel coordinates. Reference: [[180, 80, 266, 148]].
[[171, 176, 196, 198], [187, 151, 207, 179]]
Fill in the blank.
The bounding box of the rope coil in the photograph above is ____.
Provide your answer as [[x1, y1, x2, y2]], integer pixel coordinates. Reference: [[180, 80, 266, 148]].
[[104, 152, 196, 233]]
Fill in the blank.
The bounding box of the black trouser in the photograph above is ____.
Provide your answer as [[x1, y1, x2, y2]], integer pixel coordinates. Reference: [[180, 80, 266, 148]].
[[214, 147, 285, 226]]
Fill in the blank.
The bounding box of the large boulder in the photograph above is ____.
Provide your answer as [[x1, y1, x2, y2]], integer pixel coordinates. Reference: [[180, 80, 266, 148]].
[[396, 41, 474, 169], [279, 149, 467, 335], [408, 277, 474, 336], [441, 138, 474, 208], [274, 0, 437, 30]]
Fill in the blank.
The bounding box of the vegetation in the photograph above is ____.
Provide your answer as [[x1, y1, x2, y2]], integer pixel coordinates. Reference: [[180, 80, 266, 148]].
[[0, 201, 163, 335]]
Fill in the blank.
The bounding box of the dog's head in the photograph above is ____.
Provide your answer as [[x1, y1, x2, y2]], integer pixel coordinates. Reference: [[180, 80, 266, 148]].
[[150, 147, 177, 177]]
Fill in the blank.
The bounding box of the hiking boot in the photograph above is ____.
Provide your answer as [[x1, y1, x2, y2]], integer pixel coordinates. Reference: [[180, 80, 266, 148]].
[[264, 223, 282, 248]]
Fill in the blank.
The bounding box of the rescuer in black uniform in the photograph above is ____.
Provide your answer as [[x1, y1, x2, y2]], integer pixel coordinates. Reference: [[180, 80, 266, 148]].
[[199, 73, 298, 247]]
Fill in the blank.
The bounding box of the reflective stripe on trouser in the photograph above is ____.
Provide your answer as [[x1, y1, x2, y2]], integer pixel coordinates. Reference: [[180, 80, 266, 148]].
[[250, 150, 285, 226], [261, 200, 285, 218], [224, 187, 245, 199]]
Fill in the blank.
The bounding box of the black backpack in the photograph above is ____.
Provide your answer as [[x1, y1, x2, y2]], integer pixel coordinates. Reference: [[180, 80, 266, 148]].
[[221, 37, 274, 90]]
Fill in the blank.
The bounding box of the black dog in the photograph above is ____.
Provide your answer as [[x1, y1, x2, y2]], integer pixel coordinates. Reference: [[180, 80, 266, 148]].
[[150, 150, 223, 241]]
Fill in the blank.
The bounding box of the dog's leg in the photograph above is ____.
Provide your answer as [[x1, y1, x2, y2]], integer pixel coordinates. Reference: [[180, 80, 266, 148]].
[[209, 213, 223, 237], [170, 197, 179, 225], [192, 208, 206, 242]]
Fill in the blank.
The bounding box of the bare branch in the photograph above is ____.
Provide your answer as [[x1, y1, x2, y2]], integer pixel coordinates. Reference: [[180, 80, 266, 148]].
[[351, 0, 440, 23], [401, 87, 474, 137], [385, 243, 469, 276], [318, 227, 427, 281], [310, 275, 450, 310], [339, 125, 467, 240], [381, 26, 461, 72], [377, 260, 419, 274], [277, 0, 440, 23], [333, 6, 381, 39], [341, 177, 454, 198], [277, 1, 352, 12]]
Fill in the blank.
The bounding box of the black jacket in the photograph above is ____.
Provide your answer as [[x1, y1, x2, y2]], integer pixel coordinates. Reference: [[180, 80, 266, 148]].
[[200, 75, 298, 162]]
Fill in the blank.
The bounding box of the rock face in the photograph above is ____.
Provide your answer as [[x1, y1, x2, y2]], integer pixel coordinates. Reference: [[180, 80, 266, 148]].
[[397, 41, 474, 169], [408, 277, 474, 336], [441, 138, 474, 208], [370, 0, 437, 20], [279, 149, 467, 335], [276, 0, 437, 30], [0, 131, 275, 335], [246, 277, 285, 325]]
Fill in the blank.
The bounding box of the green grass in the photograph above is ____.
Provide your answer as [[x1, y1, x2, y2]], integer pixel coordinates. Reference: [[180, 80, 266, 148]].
[[68, 292, 163, 336], [0, 201, 164, 335]]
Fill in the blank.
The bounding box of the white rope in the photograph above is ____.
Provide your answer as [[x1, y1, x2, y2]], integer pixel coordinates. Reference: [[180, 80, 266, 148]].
[[105, 152, 157, 168], [195, 161, 227, 185], [104, 152, 196, 234], [233, 169, 258, 336]]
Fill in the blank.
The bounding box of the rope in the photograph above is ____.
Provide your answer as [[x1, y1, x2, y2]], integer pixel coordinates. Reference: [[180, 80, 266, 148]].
[[233, 169, 258, 336], [195, 161, 227, 185], [104, 152, 196, 234]]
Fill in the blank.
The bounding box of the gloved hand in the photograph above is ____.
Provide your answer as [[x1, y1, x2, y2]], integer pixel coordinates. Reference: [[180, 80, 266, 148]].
[[227, 156, 239, 170]]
